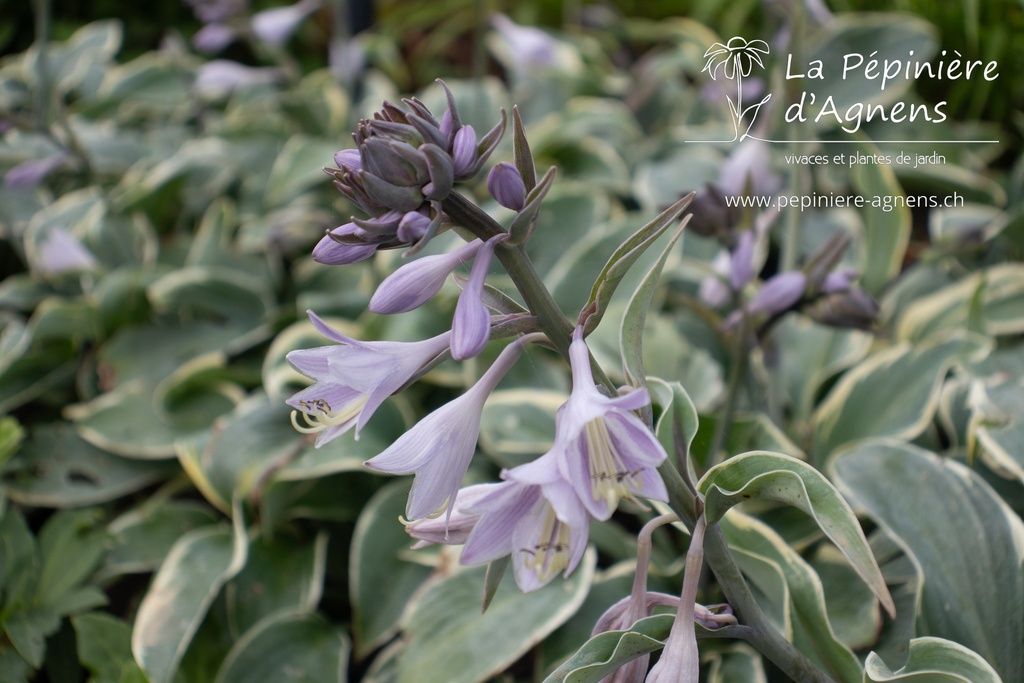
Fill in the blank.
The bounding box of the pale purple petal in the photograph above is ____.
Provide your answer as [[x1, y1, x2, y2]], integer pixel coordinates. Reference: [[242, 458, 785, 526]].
[[192, 22, 236, 53], [451, 234, 503, 360], [406, 483, 504, 547], [334, 148, 362, 172], [460, 483, 539, 565], [251, 0, 319, 46], [35, 228, 97, 275], [487, 162, 526, 211], [312, 223, 379, 265], [194, 60, 281, 97], [369, 239, 482, 314], [451, 125, 477, 177], [4, 152, 70, 189], [748, 271, 807, 315]]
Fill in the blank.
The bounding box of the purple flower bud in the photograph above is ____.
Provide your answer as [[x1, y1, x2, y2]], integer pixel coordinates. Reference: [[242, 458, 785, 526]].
[[192, 22, 236, 53], [369, 239, 484, 315], [451, 125, 478, 178], [748, 271, 807, 315], [4, 152, 70, 189], [487, 162, 527, 211], [451, 234, 504, 360], [730, 230, 756, 290], [333, 149, 361, 172], [822, 267, 857, 293], [312, 223, 379, 265], [396, 210, 431, 244]]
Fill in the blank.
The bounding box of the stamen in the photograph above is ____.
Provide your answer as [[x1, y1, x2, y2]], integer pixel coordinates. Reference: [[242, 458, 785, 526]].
[[584, 418, 641, 509], [519, 506, 571, 583], [289, 395, 369, 435]]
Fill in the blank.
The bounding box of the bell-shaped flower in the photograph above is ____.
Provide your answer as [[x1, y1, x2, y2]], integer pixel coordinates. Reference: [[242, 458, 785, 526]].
[[451, 234, 505, 360], [364, 335, 528, 522], [487, 162, 527, 211], [460, 454, 590, 592], [370, 238, 483, 314], [404, 483, 502, 548], [286, 311, 451, 446], [552, 327, 668, 520]]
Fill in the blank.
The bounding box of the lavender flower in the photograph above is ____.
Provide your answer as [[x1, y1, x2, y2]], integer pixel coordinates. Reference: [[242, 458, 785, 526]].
[[4, 152, 70, 189], [551, 327, 668, 521], [287, 311, 451, 446], [193, 60, 280, 96], [192, 23, 236, 53], [364, 335, 529, 522], [35, 228, 97, 275], [369, 238, 484, 314], [487, 162, 527, 211], [747, 270, 806, 315], [251, 0, 319, 46], [490, 14, 559, 70], [312, 221, 384, 265], [451, 234, 505, 360], [404, 483, 502, 547], [460, 456, 590, 592]]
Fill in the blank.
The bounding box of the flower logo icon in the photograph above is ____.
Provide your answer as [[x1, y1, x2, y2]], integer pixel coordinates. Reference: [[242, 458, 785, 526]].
[[702, 36, 772, 141]]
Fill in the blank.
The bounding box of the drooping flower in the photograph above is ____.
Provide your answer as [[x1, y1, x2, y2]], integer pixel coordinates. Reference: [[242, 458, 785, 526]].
[[35, 227, 98, 275], [4, 151, 70, 189], [364, 334, 534, 522], [450, 234, 505, 360], [460, 454, 590, 592], [369, 238, 484, 314], [404, 483, 503, 548], [286, 311, 451, 446], [551, 327, 668, 521]]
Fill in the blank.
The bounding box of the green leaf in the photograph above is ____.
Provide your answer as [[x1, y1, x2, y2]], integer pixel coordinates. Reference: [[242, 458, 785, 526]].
[[4, 608, 60, 668], [698, 451, 893, 617], [349, 482, 434, 660], [865, 637, 1002, 683], [397, 549, 596, 683], [214, 611, 349, 683], [831, 440, 1024, 681], [649, 379, 700, 488], [621, 219, 688, 398], [811, 544, 881, 650], [0, 417, 24, 469], [896, 264, 1024, 342], [719, 511, 863, 683], [132, 525, 248, 683], [850, 141, 911, 295], [36, 508, 108, 607], [2, 423, 174, 508], [226, 532, 327, 635], [812, 334, 989, 460], [100, 499, 219, 580], [72, 612, 146, 683], [478, 389, 563, 469], [969, 378, 1024, 484], [707, 643, 767, 683], [581, 194, 693, 335]]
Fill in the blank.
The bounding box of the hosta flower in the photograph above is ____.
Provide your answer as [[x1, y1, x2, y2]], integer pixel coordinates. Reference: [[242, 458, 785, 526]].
[[451, 234, 505, 360], [552, 327, 668, 520], [4, 151, 70, 189], [364, 335, 530, 522], [251, 0, 319, 46], [321, 82, 506, 256], [460, 456, 590, 592], [286, 311, 451, 446], [702, 36, 770, 80], [487, 162, 527, 211], [369, 238, 484, 314], [404, 483, 502, 547], [747, 270, 807, 315], [36, 228, 97, 275]]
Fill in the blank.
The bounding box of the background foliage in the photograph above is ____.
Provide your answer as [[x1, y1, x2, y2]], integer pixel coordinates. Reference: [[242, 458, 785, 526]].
[[1, 0, 1023, 681]]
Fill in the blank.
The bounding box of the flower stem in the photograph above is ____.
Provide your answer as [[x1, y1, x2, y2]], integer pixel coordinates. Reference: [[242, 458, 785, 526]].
[[708, 310, 749, 468]]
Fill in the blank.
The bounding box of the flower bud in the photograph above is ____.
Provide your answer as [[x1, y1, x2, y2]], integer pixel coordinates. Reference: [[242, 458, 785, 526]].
[[451, 234, 505, 360], [748, 271, 807, 315], [451, 125, 478, 178], [487, 162, 527, 211], [396, 210, 431, 244], [729, 230, 756, 290], [313, 223, 380, 265], [333, 148, 362, 172]]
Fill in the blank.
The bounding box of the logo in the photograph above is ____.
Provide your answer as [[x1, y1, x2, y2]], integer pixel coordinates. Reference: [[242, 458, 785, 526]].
[[702, 37, 772, 142]]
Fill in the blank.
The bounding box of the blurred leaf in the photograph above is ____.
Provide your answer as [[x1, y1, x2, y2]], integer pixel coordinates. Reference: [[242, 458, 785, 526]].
[[36, 508, 108, 607], [350, 482, 434, 660], [812, 334, 989, 460], [832, 440, 1024, 681], [969, 378, 1024, 483], [811, 544, 882, 650], [226, 532, 327, 636], [865, 637, 1002, 683], [896, 264, 1024, 342], [478, 389, 563, 469], [699, 451, 893, 616], [2, 423, 174, 508], [263, 136, 336, 209], [707, 643, 767, 683], [214, 611, 349, 683], [132, 525, 247, 683], [0, 417, 24, 470], [850, 141, 911, 295], [398, 548, 595, 683], [72, 612, 147, 683]]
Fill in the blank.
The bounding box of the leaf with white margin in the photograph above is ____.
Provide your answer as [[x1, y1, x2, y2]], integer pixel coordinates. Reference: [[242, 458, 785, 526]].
[[131, 505, 247, 683], [831, 440, 1024, 681], [698, 451, 894, 617], [865, 637, 1002, 683]]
